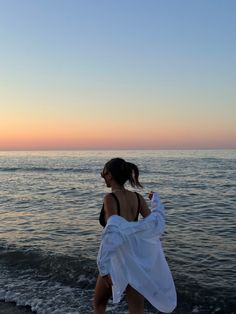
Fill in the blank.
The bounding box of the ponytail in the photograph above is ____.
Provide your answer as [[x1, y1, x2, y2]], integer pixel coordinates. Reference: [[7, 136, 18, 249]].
[[125, 162, 143, 188]]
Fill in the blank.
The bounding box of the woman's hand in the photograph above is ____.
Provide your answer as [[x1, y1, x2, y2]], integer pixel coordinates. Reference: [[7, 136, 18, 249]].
[[148, 191, 154, 200], [102, 275, 113, 289]]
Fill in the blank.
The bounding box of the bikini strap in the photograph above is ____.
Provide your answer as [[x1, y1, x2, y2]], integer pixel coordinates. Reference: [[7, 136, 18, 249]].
[[134, 192, 140, 221], [110, 193, 121, 216]]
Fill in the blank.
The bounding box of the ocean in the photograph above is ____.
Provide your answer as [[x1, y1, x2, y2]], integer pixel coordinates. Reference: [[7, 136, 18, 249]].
[[0, 150, 235, 314]]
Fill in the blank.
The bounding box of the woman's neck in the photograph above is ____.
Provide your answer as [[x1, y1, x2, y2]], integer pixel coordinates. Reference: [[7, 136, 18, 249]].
[[111, 183, 125, 193]]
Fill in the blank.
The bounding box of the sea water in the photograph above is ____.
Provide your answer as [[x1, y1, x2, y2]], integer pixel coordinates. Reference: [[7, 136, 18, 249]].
[[0, 150, 235, 314]]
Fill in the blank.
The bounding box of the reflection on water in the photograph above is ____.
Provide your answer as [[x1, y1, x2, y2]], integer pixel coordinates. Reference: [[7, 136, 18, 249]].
[[0, 150, 235, 313]]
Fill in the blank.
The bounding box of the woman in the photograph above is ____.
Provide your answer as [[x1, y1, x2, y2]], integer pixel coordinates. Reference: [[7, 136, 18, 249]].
[[93, 157, 151, 314]]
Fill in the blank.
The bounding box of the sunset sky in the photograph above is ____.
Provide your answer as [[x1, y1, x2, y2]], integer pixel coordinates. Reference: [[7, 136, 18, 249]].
[[0, 0, 235, 150]]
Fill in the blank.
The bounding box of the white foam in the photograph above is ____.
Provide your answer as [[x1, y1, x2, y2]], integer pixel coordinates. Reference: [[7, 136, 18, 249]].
[[0, 265, 135, 313]]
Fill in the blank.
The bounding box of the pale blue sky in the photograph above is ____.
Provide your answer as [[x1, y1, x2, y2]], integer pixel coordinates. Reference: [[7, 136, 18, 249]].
[[0, 0, 235, 149]]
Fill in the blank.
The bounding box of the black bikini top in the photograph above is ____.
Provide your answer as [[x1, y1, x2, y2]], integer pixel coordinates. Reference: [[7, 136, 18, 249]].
[[99, 192, 140, 228]]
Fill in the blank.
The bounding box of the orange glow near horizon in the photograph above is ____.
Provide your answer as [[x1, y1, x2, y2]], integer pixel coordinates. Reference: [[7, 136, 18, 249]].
[[1, 91, 235, 150], [1, 113, 235, 150]]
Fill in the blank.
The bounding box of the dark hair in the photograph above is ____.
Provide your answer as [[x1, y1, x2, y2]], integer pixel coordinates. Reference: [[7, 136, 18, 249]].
[[103, 158, 143, 188]]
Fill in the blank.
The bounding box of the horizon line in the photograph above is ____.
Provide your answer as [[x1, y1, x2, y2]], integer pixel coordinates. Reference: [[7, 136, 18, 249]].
[[0, 148, 235, 152]]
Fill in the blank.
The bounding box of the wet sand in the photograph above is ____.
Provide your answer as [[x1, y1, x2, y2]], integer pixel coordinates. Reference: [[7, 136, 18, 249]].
[[0, 301, 34, 314]]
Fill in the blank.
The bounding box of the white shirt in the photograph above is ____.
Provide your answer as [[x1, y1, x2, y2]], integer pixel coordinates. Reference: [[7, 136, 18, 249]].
[[97, 192, 177, 313]]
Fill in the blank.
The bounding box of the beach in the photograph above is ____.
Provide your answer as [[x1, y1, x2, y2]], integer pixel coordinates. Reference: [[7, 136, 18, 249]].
[[0, 302, 34, 314]]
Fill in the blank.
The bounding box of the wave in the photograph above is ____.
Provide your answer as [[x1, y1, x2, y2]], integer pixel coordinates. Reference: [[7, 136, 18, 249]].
[[0, 245, 236, 313], [0, 245, 96, 288], [0, 266, 96, 314], [0, 167, 92, 173]]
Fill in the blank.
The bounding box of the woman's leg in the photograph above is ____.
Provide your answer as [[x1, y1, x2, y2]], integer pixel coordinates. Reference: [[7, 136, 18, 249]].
[[126, 285, 144, 314], [93, 275, 112, 314]]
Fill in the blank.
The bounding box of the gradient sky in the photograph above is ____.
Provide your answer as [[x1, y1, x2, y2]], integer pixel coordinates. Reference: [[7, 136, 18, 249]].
[[0, 0, 235, 150]]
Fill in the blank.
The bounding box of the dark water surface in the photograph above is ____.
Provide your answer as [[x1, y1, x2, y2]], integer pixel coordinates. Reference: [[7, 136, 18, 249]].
[[0, 150, 235, 313]]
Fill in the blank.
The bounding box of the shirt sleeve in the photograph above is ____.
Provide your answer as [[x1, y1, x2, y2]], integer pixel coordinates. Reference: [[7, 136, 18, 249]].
[[150, 192, 166, 235], [97, 224, 124, 276]]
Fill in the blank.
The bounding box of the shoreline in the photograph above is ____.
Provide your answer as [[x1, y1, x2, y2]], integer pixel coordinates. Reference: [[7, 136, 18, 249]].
[[0, 301, 35, 314]]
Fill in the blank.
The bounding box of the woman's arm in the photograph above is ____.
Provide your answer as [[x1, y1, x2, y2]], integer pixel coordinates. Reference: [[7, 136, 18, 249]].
[[139, 193, 151, 218], [103, 194, 118, 223]]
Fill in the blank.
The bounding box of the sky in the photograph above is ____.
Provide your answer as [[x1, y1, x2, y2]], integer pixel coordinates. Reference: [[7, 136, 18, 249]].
[[0, 0, 235, 150]]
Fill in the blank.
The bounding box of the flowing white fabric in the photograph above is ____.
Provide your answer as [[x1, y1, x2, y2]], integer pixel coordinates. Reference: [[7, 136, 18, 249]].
[[97, 192, 177, 313]]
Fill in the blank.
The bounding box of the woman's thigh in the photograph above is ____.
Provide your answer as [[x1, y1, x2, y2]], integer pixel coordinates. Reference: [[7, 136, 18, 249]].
[[126, 285, 144, 314], [94, 275, 112, 306]]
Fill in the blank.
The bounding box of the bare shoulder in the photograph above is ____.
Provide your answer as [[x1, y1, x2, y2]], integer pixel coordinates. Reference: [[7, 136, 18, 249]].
[[103, 193, 114, 202], [135, 192, 151, 218], [103, 193, 118, 219], [134, 191, 146, 203]]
